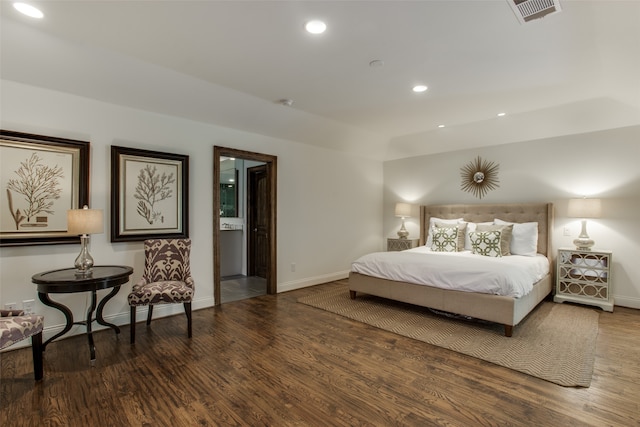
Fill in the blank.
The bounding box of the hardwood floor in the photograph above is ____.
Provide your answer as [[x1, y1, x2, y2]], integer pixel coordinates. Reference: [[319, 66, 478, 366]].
[[1, 281, 639, 426]]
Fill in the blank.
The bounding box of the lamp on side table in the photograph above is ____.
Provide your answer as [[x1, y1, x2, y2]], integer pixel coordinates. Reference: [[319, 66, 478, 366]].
[[67, 205, 103, 276]]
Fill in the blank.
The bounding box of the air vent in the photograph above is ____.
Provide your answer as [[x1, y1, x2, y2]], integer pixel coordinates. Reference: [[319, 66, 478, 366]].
[[508, 0, 562, 24]]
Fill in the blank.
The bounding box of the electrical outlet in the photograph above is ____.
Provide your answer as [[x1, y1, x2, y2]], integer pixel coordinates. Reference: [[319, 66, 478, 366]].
[[291, 263, 296, 272], [4, 302, 17, 311], [22, 299, 35, 315], [563, 226, 571, 236]]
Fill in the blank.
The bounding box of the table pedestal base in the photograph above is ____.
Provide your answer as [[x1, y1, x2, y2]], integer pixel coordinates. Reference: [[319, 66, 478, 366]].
[[38, 286, 121, 364]]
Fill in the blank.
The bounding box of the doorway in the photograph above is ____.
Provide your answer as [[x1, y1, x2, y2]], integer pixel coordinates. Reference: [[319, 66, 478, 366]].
[[213, 146, 277, 306]]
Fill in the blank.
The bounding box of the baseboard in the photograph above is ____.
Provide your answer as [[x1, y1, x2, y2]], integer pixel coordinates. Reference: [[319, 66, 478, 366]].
[[5, 284, 636, 354], [6, 272, 348, 353], [278, 270, 349, 293], [613, 295, 640, 310], [2, 295, 216, 352]]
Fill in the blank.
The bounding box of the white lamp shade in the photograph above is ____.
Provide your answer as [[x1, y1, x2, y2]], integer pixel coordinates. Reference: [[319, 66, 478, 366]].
[[67, 207, 104, 235], [395, 202, 412, 218], [567, 198, 601, 219]]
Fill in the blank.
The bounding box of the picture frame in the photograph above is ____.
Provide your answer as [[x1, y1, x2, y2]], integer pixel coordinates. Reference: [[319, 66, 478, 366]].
[[111, 145, 189, 242], [1, 130, 89, 246]]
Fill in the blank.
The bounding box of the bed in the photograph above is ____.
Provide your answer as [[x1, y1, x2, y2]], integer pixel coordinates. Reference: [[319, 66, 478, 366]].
[[349, 202, 554, 336]]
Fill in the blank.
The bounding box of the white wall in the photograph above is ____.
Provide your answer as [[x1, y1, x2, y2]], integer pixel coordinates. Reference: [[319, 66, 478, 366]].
[[0, 80, 383, 347], [384, 126, 640, 309]]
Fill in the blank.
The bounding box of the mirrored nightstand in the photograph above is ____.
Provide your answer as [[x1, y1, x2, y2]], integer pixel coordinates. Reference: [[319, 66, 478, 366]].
[[554, 248, 613, 312]]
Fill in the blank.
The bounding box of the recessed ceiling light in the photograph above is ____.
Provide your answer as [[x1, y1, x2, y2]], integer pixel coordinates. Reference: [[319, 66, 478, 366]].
[[497, 112, 506, 117], [369, 60, 385, 68], [412, 85, 428, 93], [13, 2, 43, 18], [305, 20, 327, 34], [438, 124, 445, 128]]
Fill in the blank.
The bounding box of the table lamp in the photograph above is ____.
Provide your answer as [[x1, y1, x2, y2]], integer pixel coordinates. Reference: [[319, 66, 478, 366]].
[[395, 202, 412, 239], [67, 205, 104, 275], [567, 198, 601, 250]]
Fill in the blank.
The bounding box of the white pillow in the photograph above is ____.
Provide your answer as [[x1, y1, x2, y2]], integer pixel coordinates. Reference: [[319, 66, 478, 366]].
[[425, 217, 463, 248], [494, 218, 538, 256], [463, 221, 493, 251]]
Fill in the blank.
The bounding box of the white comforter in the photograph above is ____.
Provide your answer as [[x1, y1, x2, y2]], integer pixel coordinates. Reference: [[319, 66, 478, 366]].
[[351, 246, 549, 298]]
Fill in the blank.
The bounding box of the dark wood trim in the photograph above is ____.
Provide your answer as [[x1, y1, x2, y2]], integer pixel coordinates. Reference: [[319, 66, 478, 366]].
[[213, 146, 277, 306]]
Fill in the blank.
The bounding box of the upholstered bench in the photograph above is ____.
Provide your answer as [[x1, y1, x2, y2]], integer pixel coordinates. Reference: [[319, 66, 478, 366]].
[[0, 309, 44, 381]]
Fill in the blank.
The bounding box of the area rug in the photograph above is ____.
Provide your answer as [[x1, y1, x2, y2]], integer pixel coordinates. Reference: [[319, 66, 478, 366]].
[[298, 284, 600, 387]]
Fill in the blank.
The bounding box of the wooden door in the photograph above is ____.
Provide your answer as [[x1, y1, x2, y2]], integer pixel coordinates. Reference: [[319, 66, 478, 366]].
[[248, 164, 268, 278]]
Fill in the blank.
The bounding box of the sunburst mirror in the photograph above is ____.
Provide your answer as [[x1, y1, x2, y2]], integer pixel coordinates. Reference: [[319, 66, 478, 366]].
[[460, 156, 500, 199]]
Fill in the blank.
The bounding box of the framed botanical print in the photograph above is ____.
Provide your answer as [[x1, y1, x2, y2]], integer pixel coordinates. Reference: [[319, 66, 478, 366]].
[[110, 146, 189, 242], [0, 130, 89, 246]]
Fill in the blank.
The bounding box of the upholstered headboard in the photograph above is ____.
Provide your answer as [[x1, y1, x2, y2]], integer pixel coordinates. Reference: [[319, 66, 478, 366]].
[[420, 203, 553, 257]]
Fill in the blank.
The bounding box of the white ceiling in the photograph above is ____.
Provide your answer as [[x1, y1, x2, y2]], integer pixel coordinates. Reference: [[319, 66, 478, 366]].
[[1, 1, 639, 160]]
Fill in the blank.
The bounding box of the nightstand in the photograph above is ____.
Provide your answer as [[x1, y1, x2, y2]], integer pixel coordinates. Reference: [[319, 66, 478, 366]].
[[554, 248, 613, 312], [387, 238, 419, 251]]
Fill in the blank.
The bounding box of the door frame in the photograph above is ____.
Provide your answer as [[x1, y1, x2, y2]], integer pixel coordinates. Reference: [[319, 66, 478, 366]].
[[213, 146, 277, 306]]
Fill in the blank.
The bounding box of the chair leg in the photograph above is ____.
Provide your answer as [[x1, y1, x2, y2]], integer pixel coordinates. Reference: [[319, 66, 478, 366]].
[[146, 305, 154, 326], [184, 302, 192, 338], [32, 331, 43, 381], [130, 306, 136, 344]]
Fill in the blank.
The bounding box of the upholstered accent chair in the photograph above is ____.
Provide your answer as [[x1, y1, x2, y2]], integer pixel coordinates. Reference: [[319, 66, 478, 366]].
[[128, 238, 194, 344], [0, 309, 44, 381]]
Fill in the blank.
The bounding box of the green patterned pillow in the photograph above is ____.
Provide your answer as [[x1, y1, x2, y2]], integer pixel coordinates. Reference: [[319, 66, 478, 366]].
[[470, 230, 503, 257], [431, 226, 459, 252], [475, 223, 513, 256], [433, 221, 467, 251]]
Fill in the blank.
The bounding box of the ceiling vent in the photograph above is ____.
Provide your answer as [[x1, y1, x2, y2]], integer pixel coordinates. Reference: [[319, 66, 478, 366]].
[[508, 0, 562, 24]]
